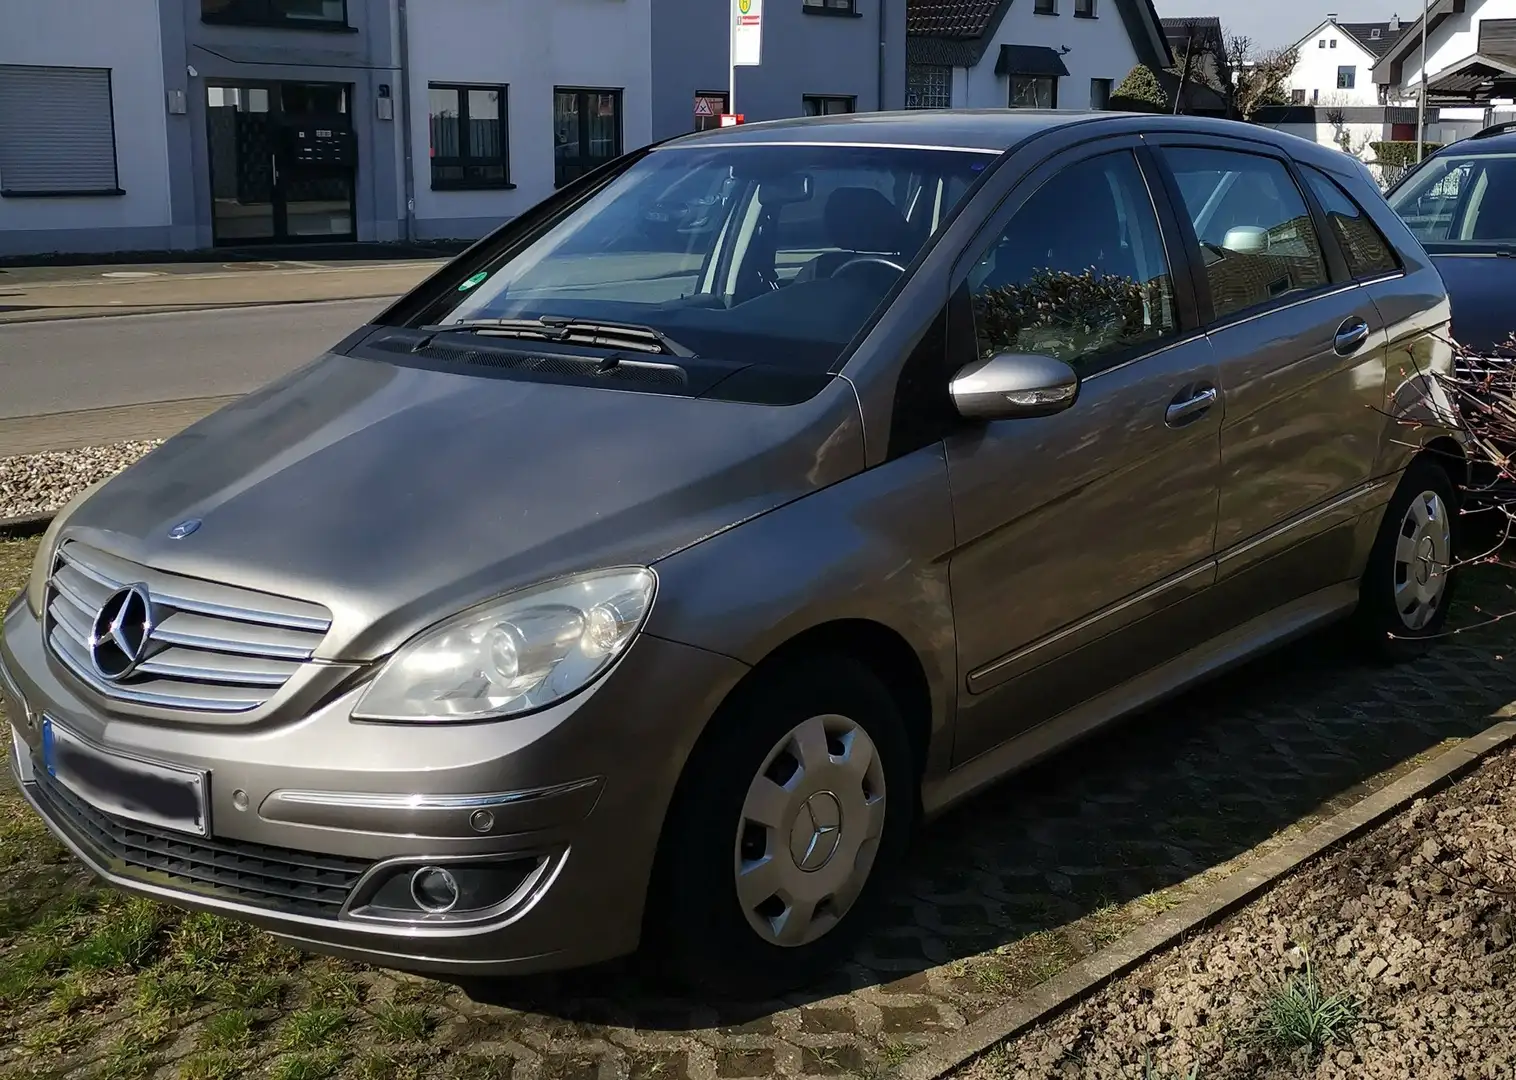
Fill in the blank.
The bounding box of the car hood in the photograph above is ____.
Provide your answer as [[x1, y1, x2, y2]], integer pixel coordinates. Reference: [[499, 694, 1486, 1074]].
[[65, 350, 864, 661], [1432, 253, 1516, 353]]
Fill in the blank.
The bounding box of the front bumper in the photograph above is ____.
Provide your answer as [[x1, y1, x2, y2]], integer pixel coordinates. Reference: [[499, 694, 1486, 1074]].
[[1, 597, 747, 975]]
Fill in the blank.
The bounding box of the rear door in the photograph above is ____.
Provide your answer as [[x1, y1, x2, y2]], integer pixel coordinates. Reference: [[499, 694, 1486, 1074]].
[[1148, 136, 1392, 618]]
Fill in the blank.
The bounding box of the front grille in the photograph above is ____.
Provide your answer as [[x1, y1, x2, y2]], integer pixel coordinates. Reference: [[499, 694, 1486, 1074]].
[[33, 769, 369, 919], [45, 540, 331, 713]]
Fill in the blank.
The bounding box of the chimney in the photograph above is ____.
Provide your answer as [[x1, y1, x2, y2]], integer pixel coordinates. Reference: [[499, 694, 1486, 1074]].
[[1389, 12, 1401, 31]]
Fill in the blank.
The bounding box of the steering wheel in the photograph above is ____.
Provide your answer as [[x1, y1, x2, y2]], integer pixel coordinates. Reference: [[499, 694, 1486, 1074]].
[[831, 255, 907, 281]]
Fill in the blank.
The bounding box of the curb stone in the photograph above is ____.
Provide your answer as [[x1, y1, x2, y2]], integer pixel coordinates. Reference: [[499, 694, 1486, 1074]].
[[887, 717, 1516, 1080], [0, 513, 53, 539]]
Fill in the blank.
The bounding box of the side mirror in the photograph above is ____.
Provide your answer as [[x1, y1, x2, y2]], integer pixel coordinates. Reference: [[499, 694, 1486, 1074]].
[[1221, 224, 1269, 253], [949, 352, 1079, 421]]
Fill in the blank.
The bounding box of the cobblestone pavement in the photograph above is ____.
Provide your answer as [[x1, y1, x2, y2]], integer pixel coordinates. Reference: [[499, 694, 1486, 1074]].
[[4, 544, 1516, 1079]]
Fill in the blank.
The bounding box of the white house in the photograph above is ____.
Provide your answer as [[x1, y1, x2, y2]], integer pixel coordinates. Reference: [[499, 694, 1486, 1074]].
[[1286, 16, 1410, 106], [404, 0, 654, 242], [0, 0, 174, 256], [905, 0, 1172, 112], [1373, 0, 1516, 142]]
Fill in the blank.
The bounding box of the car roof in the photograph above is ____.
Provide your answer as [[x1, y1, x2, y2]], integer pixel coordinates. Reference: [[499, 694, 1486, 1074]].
[[1438, 127, 1516, 156]]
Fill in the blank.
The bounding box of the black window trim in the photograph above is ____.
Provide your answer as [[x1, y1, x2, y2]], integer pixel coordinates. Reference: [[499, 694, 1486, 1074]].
[[802, 0, 864, 17], [553, 86, 624, 189], [200, 0, 354, 30], [947, 138, 1202, 383], [1143, 137, 1344, 330], [0, 64, 124, 199], [427, 81, 514, 191]]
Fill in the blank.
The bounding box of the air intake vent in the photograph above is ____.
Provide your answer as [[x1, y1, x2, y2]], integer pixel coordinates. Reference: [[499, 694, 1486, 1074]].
[[365, 331, 688, 388]]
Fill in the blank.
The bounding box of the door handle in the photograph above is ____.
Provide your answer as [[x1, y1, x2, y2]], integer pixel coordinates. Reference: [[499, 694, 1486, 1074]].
[[1165, 386, 1218, 427], [1334, 317, 1371, 355]]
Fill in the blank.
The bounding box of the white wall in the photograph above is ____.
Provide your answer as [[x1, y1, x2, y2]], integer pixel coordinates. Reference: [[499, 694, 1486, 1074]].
[[1288, 21, 1382, 105], [1398, 0, 1516, 87], [0, 0, 171, 243], [407, 0, 652, 239], [958, 0, 1140, 110]]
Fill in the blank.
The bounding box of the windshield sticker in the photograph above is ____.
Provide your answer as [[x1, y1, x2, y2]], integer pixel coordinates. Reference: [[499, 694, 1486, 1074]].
[[458, 271, 489, 292]]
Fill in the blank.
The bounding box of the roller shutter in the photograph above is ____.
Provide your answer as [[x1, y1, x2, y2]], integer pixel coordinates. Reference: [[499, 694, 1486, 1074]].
[[0, 65, 119, 195]]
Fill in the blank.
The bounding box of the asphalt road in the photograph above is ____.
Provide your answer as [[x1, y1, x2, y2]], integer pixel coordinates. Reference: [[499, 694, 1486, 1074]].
[[0, 297, 388, 420]]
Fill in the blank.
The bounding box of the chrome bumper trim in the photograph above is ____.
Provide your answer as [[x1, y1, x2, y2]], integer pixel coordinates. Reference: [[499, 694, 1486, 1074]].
[[264, 776, 602, 813]]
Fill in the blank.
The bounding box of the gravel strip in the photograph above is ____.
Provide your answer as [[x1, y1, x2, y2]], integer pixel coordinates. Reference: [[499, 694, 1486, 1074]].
[[0, 441, 161, 520]]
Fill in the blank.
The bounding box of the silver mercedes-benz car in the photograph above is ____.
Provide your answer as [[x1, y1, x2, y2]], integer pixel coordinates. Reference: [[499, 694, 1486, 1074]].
[[2, 109, 1462, 999]]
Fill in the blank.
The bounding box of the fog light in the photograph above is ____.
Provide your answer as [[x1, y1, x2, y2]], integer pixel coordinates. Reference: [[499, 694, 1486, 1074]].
[[409, 866, 460, 913]]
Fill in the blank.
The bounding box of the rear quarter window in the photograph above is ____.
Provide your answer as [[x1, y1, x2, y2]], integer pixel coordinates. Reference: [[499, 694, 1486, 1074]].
[[1300, 165, 1400, 279]]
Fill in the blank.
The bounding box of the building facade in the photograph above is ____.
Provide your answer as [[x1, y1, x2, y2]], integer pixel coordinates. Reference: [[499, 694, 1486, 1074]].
[[905, 0, 1171, 113], [0, 0, 176, 256], [1374, 0, 1516, 142], [1285, 17, 1408, 107]]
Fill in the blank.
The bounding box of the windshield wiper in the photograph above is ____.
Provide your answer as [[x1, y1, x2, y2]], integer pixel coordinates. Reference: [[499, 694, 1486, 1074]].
[[417, 317, 695, 357]]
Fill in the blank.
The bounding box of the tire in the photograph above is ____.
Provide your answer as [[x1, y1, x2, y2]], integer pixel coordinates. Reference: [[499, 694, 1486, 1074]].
[[1352, 456, 1461, 662], [644, 655, 916, 1000]]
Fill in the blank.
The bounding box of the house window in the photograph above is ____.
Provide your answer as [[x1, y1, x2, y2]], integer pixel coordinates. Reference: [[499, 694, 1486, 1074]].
[[200, 0, 348, 28], [0, 65, 121, 197], [554, 88, 622, 188], [906, 65, 953, 109], [1370, 27, 1382, 38], [1318, 39, 1326, 48], [1074, 0, 1096, 16], [1329, 38, 1337, 48], [803, 0, 858, 12], [1292, 88, 1307, 103], [428, 84, 509, 190], [1009, 74, 1058, 108], [1337, 65, 1356, 89], [1090, 77, 1112, 108], [1035, 0, 1057, 13], [803, 95, 856, 115]]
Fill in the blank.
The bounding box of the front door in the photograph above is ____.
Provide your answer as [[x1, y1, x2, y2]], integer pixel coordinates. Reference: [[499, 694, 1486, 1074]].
[[945, 142, 1223, 765], [205, 81, 357, 245]]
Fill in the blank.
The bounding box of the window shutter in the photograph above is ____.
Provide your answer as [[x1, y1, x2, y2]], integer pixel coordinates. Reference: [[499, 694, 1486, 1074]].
[[0, 66, 119, 194]]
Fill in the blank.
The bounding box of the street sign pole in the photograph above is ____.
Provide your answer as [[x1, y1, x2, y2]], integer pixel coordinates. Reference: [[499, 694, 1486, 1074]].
[[729, 7, 737, 117]]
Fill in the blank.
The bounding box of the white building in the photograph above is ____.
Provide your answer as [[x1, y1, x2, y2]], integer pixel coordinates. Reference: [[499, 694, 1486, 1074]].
[[1286, 16, 1410, 106], [404, 0, 654, 242], [1373, 0, 1516, 142], [905, 0, 1171, 112], [0, 0, 175, 255]]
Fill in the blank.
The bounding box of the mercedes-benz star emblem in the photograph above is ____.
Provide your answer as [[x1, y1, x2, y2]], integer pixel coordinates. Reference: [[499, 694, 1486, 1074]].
[[167, 518, 202, 540], [789, 791, 844, 872], [89, 584, 155, 681]]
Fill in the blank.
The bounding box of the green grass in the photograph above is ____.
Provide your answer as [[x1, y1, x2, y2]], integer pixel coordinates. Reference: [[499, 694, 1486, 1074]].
[[269, 1050, 345, 1080], [69, 897, 166, 971], [1249, 952, 1361, 1055], [279, 1004, 351, 1051], [370, 1002, 434, 1042], [200, 1009, 254, 1052]]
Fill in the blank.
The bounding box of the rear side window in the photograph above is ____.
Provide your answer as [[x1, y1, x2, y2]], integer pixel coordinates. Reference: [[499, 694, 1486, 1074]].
[[1301, 165, 1400, 279], [1164, 147, 1330, 322]]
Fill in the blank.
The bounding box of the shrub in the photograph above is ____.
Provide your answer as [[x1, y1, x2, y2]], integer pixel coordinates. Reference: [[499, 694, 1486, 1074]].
[[1369, 140, 1443, 168], [1114, 65, 1169, 111]]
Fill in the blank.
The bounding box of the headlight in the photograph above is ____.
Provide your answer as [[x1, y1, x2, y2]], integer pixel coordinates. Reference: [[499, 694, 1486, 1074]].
[[352, 567, 656, 723], [26, 479, 110, 618]]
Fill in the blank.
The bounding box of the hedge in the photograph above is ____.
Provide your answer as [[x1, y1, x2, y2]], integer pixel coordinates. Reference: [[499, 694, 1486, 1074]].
[[1370, 141, 1444, 167]]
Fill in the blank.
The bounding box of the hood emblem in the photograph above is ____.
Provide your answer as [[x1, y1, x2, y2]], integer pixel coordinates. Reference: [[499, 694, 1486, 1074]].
[[90, 584, 155, 681], [167, 519, 202, 540]]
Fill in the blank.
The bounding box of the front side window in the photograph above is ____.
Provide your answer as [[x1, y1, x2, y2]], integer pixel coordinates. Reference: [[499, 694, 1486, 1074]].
[[0, 65, 119, 196], [421, 144, 995, 375], [803, 95, 856, 116], [1301, 165, 1399, 278], [967, 151, 1178, 375], [201, 0, 346, 26], [1386, 153, 1516, 248], [1337, 65, 1357, 89], [1009, 75, 1058, 108], [1164, 147, 1330, 321], [554, 89, 622, 188], [428, 85, 509, 190]]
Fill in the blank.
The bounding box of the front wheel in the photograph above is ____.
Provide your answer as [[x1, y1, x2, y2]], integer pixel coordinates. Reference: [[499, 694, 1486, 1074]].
[[1352, 457, 1460, 661], [644, 656, 915, 999]]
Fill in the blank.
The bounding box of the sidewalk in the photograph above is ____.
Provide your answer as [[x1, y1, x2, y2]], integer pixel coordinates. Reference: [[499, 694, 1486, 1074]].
[[0, 260, 443, 324]]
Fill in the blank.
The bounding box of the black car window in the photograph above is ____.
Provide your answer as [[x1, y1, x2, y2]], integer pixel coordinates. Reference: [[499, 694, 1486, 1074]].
[[1301, 165, 1400, 278], [966, 150, 1178, 376], [1164, 147, 1330, 322], [1386, 152, 1516, 249]]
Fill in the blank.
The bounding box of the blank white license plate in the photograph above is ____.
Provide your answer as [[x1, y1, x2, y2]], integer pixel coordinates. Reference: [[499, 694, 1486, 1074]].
[[42, 717, 209, 836]]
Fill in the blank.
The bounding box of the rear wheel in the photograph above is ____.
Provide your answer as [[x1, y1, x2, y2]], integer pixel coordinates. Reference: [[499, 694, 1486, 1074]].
[[645, 656, 915, 999], [1353, 457, 1460, 661]]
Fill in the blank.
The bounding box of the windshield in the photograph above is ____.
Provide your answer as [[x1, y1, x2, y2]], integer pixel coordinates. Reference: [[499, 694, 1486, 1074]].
[[421, 143, 996, 372], [1387, 152, 1516, 249]]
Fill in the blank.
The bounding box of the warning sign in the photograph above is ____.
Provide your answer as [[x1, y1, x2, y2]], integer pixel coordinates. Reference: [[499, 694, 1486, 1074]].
[[694, 96, 717, 117]]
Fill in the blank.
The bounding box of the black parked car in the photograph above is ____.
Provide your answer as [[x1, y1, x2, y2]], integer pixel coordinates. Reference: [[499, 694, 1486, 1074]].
[[1386, 121, 1516, 353]]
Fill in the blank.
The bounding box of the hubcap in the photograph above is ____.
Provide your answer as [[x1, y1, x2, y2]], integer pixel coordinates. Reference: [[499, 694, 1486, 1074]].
[[1393, 490, 1452, 632], [734, 714, 887, 948]]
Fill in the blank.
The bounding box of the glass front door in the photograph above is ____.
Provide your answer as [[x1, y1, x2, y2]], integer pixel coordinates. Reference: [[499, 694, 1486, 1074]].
[[206, 81, 356, 244]]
